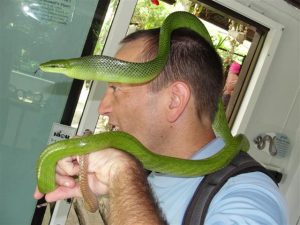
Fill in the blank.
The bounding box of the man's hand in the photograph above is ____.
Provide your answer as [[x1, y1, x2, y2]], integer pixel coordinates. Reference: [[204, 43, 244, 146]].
[[33, 148, 138, 202], [34, 148, 166, 224]]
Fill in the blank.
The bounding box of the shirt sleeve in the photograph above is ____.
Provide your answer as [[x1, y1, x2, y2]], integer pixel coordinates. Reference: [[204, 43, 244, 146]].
[[204, 172, 288, 225]]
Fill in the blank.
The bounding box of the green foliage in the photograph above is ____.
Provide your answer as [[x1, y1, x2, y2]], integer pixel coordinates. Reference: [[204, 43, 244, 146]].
[[131, 0, 173, 30], [212, 34, 228, 50], [131, 0, 192, 29]]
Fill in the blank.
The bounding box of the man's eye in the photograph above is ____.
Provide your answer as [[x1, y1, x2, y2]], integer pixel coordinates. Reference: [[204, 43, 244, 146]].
[[109, 85, 118, 92]]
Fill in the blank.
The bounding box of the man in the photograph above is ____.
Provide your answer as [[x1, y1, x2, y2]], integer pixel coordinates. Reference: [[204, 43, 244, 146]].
[[34, 28, 287, 224]]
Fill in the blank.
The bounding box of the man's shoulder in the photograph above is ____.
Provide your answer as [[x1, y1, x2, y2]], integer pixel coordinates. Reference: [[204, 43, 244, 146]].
[[205, 171, 288, 225]]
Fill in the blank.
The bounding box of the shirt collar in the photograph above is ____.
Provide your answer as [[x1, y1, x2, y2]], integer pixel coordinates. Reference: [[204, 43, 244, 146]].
[[191, 137, 225, 160]]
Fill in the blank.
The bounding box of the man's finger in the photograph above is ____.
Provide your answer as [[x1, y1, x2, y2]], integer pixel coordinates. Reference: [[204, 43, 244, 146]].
[[44, 185, 81, 202]]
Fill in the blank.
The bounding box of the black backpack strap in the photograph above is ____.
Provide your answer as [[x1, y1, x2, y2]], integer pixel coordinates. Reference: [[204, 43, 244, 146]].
[[183, 151, 280, 225]]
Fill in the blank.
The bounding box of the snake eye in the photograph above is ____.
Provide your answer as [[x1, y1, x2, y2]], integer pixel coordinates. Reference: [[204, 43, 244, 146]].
[[47, 64, 66, 68]]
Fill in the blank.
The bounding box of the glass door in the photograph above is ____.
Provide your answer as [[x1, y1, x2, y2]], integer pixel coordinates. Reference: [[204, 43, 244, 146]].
[[0, 0, 103, 224]]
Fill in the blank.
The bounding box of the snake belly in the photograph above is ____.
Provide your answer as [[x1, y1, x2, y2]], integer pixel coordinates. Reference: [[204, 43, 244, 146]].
[[36, 11, 250, 211]]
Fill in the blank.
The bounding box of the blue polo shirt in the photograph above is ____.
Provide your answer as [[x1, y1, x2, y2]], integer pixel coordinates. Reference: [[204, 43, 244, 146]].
[[148, 138, 288, 225]]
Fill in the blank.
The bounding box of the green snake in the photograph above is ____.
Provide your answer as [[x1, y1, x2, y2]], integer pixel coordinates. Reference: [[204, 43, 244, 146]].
[[37, 11, 249, 211]]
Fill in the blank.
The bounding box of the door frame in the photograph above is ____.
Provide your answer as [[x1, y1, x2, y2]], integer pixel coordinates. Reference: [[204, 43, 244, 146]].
[[77, 0, 138, 135]]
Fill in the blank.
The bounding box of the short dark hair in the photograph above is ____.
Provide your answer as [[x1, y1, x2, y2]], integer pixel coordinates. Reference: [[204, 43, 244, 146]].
[[121, 28, 224, 122]]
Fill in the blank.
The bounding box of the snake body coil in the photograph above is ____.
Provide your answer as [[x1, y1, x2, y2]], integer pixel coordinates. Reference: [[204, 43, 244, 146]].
[[37, 11, 249, 209], [37, 131, 248, 194]]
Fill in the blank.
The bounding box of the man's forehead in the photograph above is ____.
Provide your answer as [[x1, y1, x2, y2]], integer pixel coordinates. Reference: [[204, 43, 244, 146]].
[[115, 37, 149, 62]]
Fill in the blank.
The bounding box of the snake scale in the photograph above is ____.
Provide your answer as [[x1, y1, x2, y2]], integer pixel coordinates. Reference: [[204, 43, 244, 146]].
[[36, 11, 249, 212]]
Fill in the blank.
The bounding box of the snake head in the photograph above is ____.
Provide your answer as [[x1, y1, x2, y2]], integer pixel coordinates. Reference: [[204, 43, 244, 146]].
[[39, 59, 71, 74]]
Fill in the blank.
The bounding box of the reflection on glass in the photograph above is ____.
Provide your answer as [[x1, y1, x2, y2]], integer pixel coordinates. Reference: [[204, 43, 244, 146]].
[[9, 70, 54, 107]]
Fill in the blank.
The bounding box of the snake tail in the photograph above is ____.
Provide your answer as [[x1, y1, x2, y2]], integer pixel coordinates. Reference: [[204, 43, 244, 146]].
[[79, 154, 99, 212]]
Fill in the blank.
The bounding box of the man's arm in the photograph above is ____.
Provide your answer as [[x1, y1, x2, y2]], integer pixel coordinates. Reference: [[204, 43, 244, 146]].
[[108, 158, 166, 225]]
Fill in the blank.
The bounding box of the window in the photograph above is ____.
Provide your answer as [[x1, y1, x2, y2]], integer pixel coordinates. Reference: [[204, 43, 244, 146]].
[[194, 0, 269, 127]]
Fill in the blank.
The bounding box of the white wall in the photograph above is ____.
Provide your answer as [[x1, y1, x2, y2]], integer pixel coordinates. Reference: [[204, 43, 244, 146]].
[[234, 0, 300, 224]]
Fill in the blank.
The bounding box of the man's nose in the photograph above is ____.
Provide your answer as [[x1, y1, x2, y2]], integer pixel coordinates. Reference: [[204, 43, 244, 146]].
[[98, 91, 113, 116]]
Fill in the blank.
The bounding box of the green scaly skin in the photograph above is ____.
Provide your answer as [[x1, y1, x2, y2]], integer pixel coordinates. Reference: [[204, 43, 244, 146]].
[[37, 11, 249, 194]]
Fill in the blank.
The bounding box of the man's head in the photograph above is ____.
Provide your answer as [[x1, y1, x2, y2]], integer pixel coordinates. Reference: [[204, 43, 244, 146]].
[[121, 28, 224, 124], [99, 27, 224, 156]]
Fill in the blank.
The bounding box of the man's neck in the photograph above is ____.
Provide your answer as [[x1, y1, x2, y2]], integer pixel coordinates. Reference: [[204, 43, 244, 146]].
[[151, 122, 216, 159]]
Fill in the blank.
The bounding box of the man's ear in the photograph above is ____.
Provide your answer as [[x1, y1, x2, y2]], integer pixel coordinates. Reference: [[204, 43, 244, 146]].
[[167, 81, 191, 122]]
